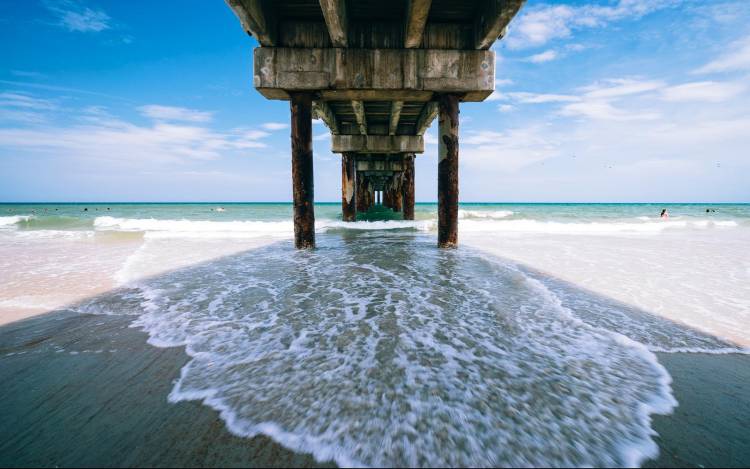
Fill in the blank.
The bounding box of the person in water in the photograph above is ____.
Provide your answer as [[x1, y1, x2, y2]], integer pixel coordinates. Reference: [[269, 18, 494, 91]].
[[660, 209, 669, 219]]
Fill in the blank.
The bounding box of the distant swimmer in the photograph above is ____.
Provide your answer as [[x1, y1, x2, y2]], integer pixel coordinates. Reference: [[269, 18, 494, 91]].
[[216, 207, 226, 212], [660, 209, 669, 219], [84, 208, 88, 211]]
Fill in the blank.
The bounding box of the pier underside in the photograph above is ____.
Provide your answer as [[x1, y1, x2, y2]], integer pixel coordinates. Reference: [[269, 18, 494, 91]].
[[226, 0, 524, 248]]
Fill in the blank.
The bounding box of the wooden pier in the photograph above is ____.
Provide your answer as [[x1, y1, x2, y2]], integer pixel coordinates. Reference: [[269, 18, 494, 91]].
[[226, 0, 525, 248]]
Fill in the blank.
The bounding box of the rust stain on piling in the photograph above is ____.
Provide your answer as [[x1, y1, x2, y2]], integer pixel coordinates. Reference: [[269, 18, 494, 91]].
[[342, 153, 356, 221]]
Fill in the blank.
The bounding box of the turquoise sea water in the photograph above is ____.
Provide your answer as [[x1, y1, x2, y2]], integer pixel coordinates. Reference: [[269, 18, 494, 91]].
[[2, 202, 748, 227]]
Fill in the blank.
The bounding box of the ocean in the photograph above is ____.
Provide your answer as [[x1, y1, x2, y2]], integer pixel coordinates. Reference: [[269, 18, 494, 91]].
[[1, 202, 749, 466]]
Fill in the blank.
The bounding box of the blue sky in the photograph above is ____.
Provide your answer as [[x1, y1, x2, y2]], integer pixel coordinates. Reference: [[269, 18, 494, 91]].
[[1, 0, 749, 202]]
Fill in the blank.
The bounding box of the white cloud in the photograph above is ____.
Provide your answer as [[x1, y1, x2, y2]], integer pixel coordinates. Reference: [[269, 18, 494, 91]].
[[0, 92, 57, 123], [486, 91, 502, 101], [0, 92, 57, 111], [261, 122, 288, 131], [560, 99, 660, 121], [505, 92, 579, 104], [498, 104, 515, 112], [44, 1, 111, 32], [505, 0, 677, 50], [526, 49, 558, 63], [661, 81, 745, 102], [500, 78, 666, 121], [579, 78, 664, 99], [138, 105, 214, 123], [0, 97, 272, 166], [313, 132, 331, 141], [694, 34, 750, 74], [462, 126, 562, 172]]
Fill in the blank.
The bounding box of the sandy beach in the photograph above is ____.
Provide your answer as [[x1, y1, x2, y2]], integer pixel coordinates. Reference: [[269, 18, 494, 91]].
[[1, 308, 748, 468]]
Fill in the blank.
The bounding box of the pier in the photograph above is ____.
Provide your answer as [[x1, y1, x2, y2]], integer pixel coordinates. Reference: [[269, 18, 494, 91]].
[[226, 0, 525, 248]]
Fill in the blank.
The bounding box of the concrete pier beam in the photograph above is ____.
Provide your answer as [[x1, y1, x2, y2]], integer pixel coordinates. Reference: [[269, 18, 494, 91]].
[[402, 154, 415, 220], [253, 48, 495, 102], [332, 135, 423, 154], [437, 94, 460, 248], [290, 93, 315, 249], [341, 153, 356, 221]]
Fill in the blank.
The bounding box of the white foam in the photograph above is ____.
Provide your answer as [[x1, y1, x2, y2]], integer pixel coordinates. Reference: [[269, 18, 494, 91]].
[[458, 209, 514, 219], [0, 215, 33, 227], [8, 229, 96, 239], [459, 218, 739, 235], [517, 269, 677, 467], [94, 216, 293, 238], [319, 219, 434, 232], [78, 237, 685, 467]]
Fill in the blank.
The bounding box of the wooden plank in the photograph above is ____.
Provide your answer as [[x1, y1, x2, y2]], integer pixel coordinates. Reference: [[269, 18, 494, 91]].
[[312, 100, 339, 134], [388, 101, 403, 136], [318, 0, 348, 47], [415, 101, 438, 136], [475, 0, 526, 50], [225, 0, 276, 46], [351, 100, 368, 135], [404, 0, 432, 48]]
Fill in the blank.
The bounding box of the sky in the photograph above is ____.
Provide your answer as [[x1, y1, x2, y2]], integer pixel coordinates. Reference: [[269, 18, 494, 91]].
[[1, 0, 749, 203]]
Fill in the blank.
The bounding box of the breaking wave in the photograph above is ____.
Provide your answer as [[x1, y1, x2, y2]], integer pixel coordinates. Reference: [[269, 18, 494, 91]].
[[85, 215, 743, 240], [0, 215, 33, 228], [458, 209, 514, 219]]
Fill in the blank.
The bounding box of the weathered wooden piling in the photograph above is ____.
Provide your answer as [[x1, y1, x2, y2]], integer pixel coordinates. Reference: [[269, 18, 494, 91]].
[[391, 173, 403, 213], [290, 92, 315, 249], [341, 153, 356, 221], [403, 154, 415, 220], [437, 94, 460, 248]]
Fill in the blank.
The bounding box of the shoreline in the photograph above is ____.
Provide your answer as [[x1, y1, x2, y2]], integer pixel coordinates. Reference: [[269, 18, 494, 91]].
[[1, 310, 748, 468]]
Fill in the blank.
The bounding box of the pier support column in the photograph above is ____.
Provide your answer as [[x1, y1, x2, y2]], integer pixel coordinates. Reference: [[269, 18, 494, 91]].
[[290, 92, 315, 249], [437, 94, 460, 248], [356, 173, 368, 213], [403, 154, 415, 220], [391, 173, 403, 213], [341, 153, 356, 221]]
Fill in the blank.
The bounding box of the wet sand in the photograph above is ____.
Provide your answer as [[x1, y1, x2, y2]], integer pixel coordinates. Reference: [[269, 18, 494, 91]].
[[1, 310, 748, 468]]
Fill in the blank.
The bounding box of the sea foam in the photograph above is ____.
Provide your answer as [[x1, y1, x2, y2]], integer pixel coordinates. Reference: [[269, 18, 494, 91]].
[[0, 215, 33, 228], [77, 233, 689, 467]]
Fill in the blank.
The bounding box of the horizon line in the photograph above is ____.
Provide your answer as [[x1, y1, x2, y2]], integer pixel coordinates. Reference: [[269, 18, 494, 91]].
[[1, 201, 748, 205]]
